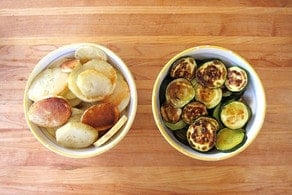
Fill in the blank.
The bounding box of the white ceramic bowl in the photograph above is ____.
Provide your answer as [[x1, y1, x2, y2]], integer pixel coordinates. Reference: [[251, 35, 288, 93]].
[[152, 45, 266, 161], [24, 43, 137, 158]]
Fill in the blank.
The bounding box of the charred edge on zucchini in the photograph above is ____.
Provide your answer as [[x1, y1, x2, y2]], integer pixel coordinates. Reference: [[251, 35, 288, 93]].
[[196, 59, 227, 88], [225, 66, 248, 92], [220, 101, 251, 129], [215, 128, 247, 152], [170, 56, 197, 81]]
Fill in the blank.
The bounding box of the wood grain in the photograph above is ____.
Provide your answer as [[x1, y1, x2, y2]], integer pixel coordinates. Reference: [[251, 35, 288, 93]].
[[0, 1, 291, 194]]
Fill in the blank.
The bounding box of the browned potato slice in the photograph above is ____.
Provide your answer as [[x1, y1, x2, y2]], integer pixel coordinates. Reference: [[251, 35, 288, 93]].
[[60, 59, 81, 73], [28, 96, 72, 128], [81, 103, 120, 131]]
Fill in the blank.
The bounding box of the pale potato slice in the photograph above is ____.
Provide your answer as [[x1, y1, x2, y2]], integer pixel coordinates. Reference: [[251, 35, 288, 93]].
[[69, 108, 84, 122], [101, 73, 130, 112], [28, 67, 68, 101], [67, 98, 82, 107], [76, 69, 113, 98], [62, 87, 77, 100], [75, 45, 107, 63], [68, 64, 114, 102], [56, 121, 98, 149], [83, 59, 117, 85], [71, 107, 84, 116]]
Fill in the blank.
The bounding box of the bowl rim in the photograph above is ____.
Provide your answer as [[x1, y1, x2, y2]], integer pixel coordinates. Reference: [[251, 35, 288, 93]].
[[23, 43, 138, 158], [152, 45, 266, 161]]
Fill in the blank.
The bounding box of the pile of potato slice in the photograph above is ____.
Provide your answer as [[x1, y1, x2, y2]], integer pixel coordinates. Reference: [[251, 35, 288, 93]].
[[27, 46, 130, 149]]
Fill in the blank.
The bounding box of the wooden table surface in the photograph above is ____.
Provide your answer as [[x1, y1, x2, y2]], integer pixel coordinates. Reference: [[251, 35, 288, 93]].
[[0, 1, 291, 194]]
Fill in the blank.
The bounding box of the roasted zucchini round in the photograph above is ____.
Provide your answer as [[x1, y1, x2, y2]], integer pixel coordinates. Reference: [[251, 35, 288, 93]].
[[225, 66, 248, 92], [215, 128, 247, 152], [196, 59, 227, 88], [194, 83, 222, 109], [182, 101, 208, 125], [160, 102, 182, 123], [220, 100, 251, 129], [186, 116, 219, 152], [170, 57, 197, 81], [165, 78, 195, 108]]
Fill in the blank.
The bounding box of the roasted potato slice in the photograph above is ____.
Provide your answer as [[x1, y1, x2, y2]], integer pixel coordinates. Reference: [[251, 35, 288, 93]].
[[81, 103, 120, 131], [75, 45, 107, 63], [82, 59, 117, 86], [28, 67, 68, 101], [101, 73, 130, 112], [56, 121, 98, 149], [28, 96, 72, 128], [60, 59, 81, 73], [68, 61, 117, 102]]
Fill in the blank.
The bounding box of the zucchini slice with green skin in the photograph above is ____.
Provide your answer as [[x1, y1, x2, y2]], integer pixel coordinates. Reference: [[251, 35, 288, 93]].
[[212, 103, 224, 128], [160, 102, 182, 123], [196, 59, 227, 88], [170, 57, 197, 81], [165, 78, 195, 108], [182, 101, 208, 125], [164, 119, 187, 131], [215, 128, 247, 152], [225, 66, 248, 92], [220, 101, 251, 129], [194, 83, 222, 109], [186, 116, 219, 152]]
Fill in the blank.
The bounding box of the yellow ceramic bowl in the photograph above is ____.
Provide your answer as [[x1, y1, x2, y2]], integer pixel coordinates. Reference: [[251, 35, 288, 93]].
[[24, 43, 137, 158], [152, 45, 266, 161]]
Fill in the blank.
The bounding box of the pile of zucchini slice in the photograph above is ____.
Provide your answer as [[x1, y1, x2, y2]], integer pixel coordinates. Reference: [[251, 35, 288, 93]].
[[160, 57, 251, 153]]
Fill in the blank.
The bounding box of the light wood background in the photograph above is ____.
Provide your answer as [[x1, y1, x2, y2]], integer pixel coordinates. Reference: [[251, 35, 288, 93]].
[[0, 1, 291, 194]]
